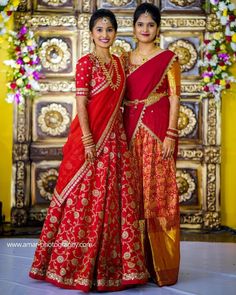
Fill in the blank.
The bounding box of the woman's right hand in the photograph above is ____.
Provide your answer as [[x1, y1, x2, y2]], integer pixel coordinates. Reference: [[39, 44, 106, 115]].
[[85, 145, 97, 163]]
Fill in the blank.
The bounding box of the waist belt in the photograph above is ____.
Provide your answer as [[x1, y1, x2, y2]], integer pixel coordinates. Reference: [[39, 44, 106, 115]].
[[124, 91, 167, 107]]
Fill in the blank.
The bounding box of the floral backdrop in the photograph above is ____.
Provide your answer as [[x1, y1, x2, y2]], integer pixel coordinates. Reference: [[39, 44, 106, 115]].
[[199, 0, 236, 100]]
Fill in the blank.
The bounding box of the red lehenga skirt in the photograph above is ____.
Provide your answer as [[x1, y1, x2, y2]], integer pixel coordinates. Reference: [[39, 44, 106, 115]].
[[29, 111, 148, 291]]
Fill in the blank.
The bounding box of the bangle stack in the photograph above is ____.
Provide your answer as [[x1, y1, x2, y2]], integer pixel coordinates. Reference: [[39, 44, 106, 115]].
[[81, 133, 95, 149], [166, 127, 178, 141]]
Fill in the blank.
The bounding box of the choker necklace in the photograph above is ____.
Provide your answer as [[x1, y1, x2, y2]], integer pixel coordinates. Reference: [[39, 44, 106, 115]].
[[93, 51, 121, 91], [135, 47, 158, 64]]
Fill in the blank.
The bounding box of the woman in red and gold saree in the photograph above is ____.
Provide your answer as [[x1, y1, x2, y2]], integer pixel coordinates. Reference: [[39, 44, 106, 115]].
[[122, 3, 181, 287], [29, 9, 148, 291]]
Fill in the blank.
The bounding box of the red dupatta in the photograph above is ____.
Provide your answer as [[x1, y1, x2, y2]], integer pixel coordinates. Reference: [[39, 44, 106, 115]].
[[123, 50, 176, 145], [54, 55, 125, 205]]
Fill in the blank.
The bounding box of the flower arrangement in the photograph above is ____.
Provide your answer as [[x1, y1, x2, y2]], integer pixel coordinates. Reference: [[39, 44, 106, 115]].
[[4, 26, 41, 104], [199, 0, 236, 100], [0, 0, 19, 36]]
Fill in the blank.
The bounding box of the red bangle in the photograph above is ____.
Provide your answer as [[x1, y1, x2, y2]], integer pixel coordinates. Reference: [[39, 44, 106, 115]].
[[167, 128, 178, 134]]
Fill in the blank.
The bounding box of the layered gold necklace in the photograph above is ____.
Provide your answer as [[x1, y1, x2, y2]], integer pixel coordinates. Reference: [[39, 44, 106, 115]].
[[93, 51, 121, 91]]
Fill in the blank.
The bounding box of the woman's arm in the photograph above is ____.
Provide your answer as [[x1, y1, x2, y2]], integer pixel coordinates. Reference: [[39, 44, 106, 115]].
[[76, 58, 96, 162], [162, 58, 181, 159]]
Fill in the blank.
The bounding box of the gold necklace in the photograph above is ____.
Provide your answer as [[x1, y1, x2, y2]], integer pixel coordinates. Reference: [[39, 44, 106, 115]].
[[93, 51, 121, 91], [135, 47, 158, 64]]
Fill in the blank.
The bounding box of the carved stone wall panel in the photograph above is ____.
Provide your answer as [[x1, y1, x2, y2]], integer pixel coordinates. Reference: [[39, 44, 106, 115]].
[[30, 144, 63, 161], [177, 161, 203, 210], [178, 99, 202, 143], [202, 97, 218, 146], [161, 15, 206, 31], [112, 33, 135, 55], [31, 161, 61, 206], [12, 2, 221, 230], [16, 14, 77, 28], [77, 0, 96, 13], [36, 30, 77, 77], [181, 81, 202, 95], [18, 0, 32, 11], [97, 0, 139, 12], [161, 0, 203, 12], [161, 32, 203, 78], [32, 94, 76, 142], [33, 0, 74, 12], [78, 30, 92, 57]]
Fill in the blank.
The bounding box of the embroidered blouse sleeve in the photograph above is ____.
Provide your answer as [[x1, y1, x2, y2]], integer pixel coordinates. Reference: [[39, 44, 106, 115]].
[[167, 57, 181, 99], [75, 56, 92, 97], [120, 51, 129, 74]]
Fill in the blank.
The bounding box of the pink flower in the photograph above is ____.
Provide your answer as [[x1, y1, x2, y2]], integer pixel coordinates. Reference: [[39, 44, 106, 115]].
[[206, 53, 212, 59], [10, 83, 17, 89]]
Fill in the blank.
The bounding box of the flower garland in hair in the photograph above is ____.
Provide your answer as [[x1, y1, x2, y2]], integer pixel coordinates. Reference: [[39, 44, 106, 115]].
[[199, 0, 236, 100], [0, 0, 19, 37], [4, 26, 42, 104]]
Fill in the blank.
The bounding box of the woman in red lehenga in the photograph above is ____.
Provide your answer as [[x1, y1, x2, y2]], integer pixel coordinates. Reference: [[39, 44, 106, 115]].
[[122, 3, 181, 287], [29, 9, 148, 291]]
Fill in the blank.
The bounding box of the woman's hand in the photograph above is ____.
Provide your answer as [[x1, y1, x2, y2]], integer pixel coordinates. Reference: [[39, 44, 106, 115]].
[[162, 137, 175, 159], [85, 145, 97, 163]]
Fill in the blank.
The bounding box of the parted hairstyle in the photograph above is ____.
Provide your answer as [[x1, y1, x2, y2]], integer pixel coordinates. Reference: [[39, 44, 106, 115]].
[[89, 8, 118, 32], [133, 3, 161, 28]]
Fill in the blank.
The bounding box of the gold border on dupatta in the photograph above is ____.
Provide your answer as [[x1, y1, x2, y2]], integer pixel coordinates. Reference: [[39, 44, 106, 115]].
[[130, 54, 178, 143], [54, 58, 126, 206]]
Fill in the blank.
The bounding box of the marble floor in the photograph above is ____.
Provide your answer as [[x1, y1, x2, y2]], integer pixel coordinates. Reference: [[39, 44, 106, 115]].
[[0, 238, 236, 295]]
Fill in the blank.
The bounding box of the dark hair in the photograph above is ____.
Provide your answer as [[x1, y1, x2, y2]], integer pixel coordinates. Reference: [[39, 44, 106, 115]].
[[89, 9, 118, 32], [133, 3, 161, 27]]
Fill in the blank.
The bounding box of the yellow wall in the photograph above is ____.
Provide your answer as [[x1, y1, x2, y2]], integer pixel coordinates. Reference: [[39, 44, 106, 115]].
[[0, 19, 13, 222], [221, 63, 236, 229]]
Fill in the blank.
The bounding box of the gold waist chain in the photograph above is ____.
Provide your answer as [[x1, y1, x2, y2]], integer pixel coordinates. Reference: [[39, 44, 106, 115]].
[[124, 91, 168, 107]]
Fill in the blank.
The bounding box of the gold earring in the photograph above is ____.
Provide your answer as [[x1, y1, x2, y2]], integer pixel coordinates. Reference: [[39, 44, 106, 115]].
[[133, 35, 138, 43], [154, 36, 160, 46]]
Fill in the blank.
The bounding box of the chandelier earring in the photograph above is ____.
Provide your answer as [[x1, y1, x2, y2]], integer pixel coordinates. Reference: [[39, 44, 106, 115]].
[[133, 35, 138, 43], [154, 35, 160, 46]]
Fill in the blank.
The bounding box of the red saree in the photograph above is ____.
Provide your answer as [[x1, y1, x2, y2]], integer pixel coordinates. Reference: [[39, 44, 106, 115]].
[[29, 53, 148, 291], [123, 50, 181, 286]]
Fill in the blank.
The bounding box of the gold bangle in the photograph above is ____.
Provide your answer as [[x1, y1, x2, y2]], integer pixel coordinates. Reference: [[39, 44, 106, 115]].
[[84, 144, 96, 149]]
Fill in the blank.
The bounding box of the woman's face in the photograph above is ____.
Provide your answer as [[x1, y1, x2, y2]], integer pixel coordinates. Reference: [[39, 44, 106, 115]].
[[91, 17, 116, 50], [134, 13, 158, 44]]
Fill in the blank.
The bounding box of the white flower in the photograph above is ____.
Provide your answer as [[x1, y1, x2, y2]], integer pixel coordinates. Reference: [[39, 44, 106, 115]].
[[21, 46, 28, 53], [5, 94, 15, 104], [28, 31, 34, 39], [216, 11, 222, 19], [225, 25, 233, 36], [3, 59, 17, 68], [0, 28, 6, 35], [229, 4, 235, 11], [30, 80, 40, 91], [230, 42, 236, 51], [0, 0, 9, 6], [230, 21, 236, 28], [220, 16, 228, 26], [219, 2, 227, 11]]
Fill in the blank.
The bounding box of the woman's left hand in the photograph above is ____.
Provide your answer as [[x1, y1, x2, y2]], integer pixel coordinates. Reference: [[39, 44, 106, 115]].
[[162, 137, 175, 159]]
